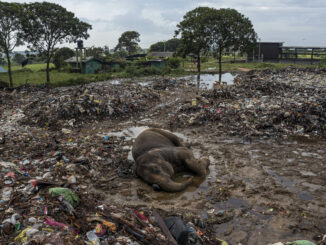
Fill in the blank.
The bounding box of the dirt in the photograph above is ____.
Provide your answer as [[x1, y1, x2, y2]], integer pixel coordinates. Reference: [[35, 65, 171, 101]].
[[1, 68, 326, 244]]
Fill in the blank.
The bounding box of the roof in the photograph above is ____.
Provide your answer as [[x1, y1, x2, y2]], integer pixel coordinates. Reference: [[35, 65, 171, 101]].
[[147, 52, 174, 58], [0, 66, 6, 72], [258, 42, 284, 44], [65, 56, 103, 63], [281, 46, 326, 49]]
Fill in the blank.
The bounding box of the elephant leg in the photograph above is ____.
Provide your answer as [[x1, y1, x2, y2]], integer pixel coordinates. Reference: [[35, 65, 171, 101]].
[[137, 165, 193, 192], [176, 147, 210, 176]]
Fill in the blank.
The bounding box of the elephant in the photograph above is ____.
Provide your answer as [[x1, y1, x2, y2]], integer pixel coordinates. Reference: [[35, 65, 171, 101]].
[[132, 128, 210, 192]]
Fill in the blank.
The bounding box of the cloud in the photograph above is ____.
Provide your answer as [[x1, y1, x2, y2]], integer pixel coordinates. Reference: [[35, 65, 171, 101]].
[[6, 0, 326, 49]]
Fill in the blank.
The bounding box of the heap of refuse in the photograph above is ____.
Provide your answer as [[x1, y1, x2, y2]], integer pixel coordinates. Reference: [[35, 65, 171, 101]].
[[170, 67, 326, 137], [18, 83, 160, 129]]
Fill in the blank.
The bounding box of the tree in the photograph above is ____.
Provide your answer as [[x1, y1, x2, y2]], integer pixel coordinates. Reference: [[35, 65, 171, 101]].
[[53, 47, 74, 69], [209, 8, 257, 79], [86, 46, 105, 59], [0, 2, 24, 87], [22, 2, 92, 83], [175, 7, 213, 73], [149, 38, 180, 52], [13, 53, 25, 64], [115, 31, 140, 55]]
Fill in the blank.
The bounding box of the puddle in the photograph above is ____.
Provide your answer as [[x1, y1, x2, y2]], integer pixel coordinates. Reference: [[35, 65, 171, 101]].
[[179, 73, 237, 89]]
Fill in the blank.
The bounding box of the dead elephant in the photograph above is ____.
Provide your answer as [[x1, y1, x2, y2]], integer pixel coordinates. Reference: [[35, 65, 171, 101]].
[[132, 128, 210, 192]]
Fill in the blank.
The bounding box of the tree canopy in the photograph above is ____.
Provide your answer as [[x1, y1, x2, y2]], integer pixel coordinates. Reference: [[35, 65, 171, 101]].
[[0, 2, 24, 87], [22, 2, 92, 83], [208, 8, 257, 77], [53, 47, 75, 69], [175, 7, 257, 75], [114, 31, 140, 55], [149, 38, 180, 52]]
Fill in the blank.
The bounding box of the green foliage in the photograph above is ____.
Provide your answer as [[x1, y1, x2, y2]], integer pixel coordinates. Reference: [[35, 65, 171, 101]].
[[149, 38, 181, 52], [112, 50, 128, 58], [0, 2, 24, 87], [53, 47, 74, 69], [13, 53, 25, 64], [318, 58, 326, 68], [167, 57, 181, 69], [86, 46, 106, 59], [21, 2, 92, 83], [115, 31, 140, 55], [175, 7, 214, 72], [175, 7, 257, 75]]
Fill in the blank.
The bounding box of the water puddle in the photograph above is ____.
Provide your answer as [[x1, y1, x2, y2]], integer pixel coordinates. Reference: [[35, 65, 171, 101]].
[[179, 73, 237, 89]]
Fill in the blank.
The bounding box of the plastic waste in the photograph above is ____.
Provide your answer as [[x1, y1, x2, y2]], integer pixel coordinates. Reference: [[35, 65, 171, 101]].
[[286, 241, 316, 245], [86, 230, 100, 245], [164, 217, 189, 245], [49, 187, 79, 207]]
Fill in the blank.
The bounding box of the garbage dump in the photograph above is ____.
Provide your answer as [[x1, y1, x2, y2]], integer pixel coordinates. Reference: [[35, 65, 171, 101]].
[[1, 67, 326, 244], [170, 67, 326, 138]]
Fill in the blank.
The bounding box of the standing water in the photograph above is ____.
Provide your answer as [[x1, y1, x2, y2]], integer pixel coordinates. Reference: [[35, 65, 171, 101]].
[[179, 73, 237, 89]]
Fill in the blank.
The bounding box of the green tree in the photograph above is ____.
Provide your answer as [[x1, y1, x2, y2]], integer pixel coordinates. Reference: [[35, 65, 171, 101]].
[[149, 38, 180, 52], [175, 7, 213, 73], [53, 47, 74, 69], [86, 46, 105, 59], [209, 8, 257, 79], [13, 53, 25, 64], [0, 2, 24, 87], [22, 2, 92, 83], [115, 31, 140, 55]]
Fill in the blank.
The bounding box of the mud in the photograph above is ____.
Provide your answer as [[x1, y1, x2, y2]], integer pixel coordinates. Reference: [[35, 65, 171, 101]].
[[1, 68, 326, 244]]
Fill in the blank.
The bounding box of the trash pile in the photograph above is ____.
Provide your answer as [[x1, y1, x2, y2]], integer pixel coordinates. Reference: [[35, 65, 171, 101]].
[[0, 129, 219, 244], [18, 83, 160, 129], [170, 67, 326, 137]]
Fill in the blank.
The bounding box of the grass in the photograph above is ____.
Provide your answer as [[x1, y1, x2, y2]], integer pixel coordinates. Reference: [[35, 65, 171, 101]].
[[0, 59, 322, 88], [10, 63, 55, 71]]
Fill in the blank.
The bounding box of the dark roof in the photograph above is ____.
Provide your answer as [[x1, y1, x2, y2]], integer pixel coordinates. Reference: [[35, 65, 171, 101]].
[[148, 52, 174, 58], [125, 54, 147, 60], [281, 46, 326, 49]]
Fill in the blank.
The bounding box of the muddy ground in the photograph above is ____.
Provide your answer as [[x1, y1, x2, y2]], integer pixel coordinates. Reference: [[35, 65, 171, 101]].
[[1, 68, 326, 244]]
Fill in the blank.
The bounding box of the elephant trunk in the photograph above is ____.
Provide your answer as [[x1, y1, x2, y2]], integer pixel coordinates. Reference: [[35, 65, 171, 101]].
[[157, 177, 193, 192]]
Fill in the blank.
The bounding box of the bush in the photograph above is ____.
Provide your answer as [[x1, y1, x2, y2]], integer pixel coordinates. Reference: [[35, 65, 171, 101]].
[[53, 47, 75, 69], [167, 57, 181, 69]]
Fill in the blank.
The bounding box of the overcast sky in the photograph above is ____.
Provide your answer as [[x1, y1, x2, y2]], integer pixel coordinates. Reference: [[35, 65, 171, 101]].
[[8, 0, 326, 50]]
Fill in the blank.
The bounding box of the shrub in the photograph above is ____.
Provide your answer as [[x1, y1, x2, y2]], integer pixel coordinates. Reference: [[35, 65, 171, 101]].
[[167, 57, 181, 69]]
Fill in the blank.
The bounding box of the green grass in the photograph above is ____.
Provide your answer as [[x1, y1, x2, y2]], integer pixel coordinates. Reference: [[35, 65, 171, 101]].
[[11, 63, 55, 71]]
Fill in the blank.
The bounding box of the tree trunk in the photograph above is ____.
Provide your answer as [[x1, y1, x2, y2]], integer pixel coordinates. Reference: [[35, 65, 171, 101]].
[[197, 53, 201, 73], [5, 50, 13, 88], [46, 59, 50, 83], [218, 48, 222, 82]]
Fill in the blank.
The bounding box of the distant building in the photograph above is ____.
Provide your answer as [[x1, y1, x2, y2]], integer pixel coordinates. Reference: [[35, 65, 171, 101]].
[[147, 52, 174, 59], [65, 56, 103, 74], [247, 42, 284, 62]]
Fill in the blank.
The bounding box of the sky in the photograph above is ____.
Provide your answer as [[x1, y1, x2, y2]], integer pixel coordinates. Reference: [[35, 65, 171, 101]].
[[7, 0, 326, 50]]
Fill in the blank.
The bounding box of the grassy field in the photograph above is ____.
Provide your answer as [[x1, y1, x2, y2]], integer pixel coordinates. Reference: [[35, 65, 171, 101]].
[[0, 58, 322, 87]]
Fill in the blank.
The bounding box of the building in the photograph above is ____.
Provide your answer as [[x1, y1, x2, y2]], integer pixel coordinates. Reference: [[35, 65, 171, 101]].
[[247, 42, 284, 62], [65, 56, 103, 74], [148, 60, 166, 69], [147, 52, 174, 59]]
